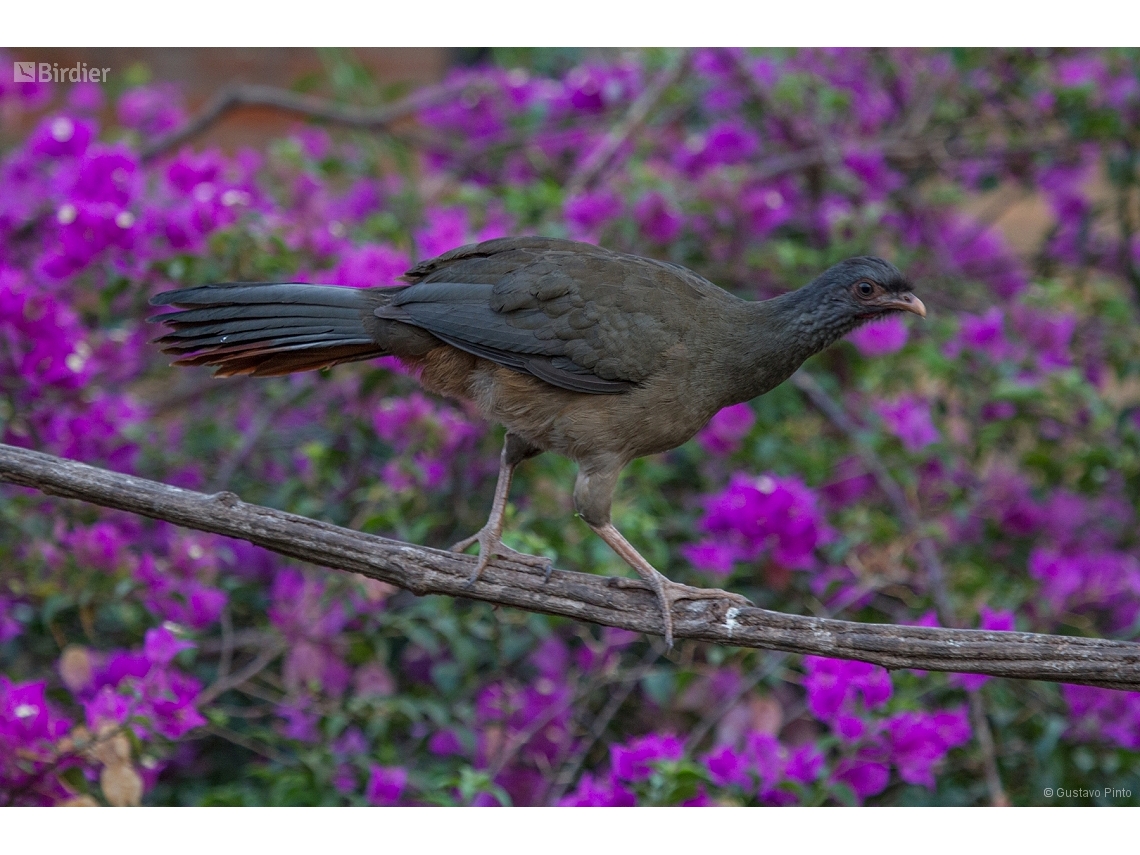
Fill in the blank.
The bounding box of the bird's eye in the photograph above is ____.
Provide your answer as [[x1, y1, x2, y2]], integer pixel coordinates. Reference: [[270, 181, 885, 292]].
[[855, 281, 876, 298]]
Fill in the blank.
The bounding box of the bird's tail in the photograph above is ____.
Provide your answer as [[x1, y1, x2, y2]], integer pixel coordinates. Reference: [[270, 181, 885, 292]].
[[149, 282, 388, 377]]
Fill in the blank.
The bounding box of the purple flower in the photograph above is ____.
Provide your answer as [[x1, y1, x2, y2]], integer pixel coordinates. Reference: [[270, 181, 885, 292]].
[[81, 645, 206, 740], [633, 192, 682, 244], [785, 744, 825, 785], [331, 243, 409, 289], [564, 189, 622, 241], [935, 215, 1027, 298], [558, 772, 637, 806], [1029, 548, 1140, 632], [143, 626, 195, 666], [83, 684, 134, 732], [821, 456, 876, 507], [832, 756, 890, 802], [1056, 57, 1108, 89], [67, 82, 104, 112], [133, 536, 229, 631], [73, 144, 138, 205], [849, 314, 909, 356], [843, 148, 902, 201], [416, 207, 469, 260], [529, 635, 570, 681], [365, 765, 408, 806], [677, 120, 759, 175], [704, 745, 753, 788], [94, 651, 151, 690], [804, 656, 892, 740], [29, 115, 95, 159], [1, 678, 72, 745], [685, 473, 831, 576], [744, 731, 786, 793], [268, 569, 352, 695], [428, 729, 464, 757], [332, 727, 370, 759], [278, 703, 321, 743], [1012, 305, 1076, 372], [681, 541, 741, 576], [474, 679, 574, 793], [739, 179, 797, 239], [697, 402, 755, 454], [560, 63, 638, 114], [875, 395, 940, 452], [610, 732, 684, 782], [371, 392, 482, 491], [884, 707, 970, 788], [117, 84, 185, 136], [1063, 685, 1140, 751], [144, 669, 207, 739], [0, 597, 21, 643], [1040, 490, 1133, 553]]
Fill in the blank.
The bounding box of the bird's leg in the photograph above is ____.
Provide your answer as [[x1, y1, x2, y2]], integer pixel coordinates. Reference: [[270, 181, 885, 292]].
[[574, 463, 751, 648], [451, 432, 550, 584]]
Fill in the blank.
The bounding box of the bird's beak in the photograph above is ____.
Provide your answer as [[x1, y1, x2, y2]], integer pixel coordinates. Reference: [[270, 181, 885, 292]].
[[881, 292, 926, 318]]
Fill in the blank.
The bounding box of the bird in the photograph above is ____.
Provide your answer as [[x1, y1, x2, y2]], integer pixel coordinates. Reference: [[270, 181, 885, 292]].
[[149, 236, 925, 646]]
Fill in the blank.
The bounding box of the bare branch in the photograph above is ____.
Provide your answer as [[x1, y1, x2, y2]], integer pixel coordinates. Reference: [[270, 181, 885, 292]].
[[563, 50, 692, 199], [968, 691, 1010, 806], [197, 637, 288, 707], [792, 370, 1017, 800], [139, 80, 484, 162], [544, 644, 664, 804], [2, 441, 1139, 691], [792, 370, 957, 622]]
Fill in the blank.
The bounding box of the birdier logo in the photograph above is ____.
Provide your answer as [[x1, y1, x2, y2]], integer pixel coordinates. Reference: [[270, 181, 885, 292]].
[[12, 61, 109, 83]]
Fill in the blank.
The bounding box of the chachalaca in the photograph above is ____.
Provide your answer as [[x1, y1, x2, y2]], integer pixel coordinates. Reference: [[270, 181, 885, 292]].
[[150, 237, 924, 646]]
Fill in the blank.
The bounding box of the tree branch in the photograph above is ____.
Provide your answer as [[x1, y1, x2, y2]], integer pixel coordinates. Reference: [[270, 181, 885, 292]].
[[563, 50, 692, 199], [139, 80, 485, 162], [2, 441, 1139, 691], [792, 370, 957, 622], [792, 370, 1014, 802]]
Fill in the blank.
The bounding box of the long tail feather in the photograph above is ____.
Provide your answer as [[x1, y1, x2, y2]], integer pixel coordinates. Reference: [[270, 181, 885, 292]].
[[149, 282, 387, 377]]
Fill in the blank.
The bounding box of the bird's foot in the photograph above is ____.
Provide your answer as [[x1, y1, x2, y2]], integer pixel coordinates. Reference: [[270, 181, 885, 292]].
[[450, 528, 553, 586], [646, 576, 753, 649], [661, 581, 752, 608]]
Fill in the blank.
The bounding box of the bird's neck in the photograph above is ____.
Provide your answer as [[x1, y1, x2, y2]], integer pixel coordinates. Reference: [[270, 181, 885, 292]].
[[725, 285, 856, 404]]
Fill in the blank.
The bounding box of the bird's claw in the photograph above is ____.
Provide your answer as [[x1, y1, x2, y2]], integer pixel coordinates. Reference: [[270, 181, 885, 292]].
[[663, 583, 752, 609], [651, 579, 752, 649], [450, 528, 553, 587]]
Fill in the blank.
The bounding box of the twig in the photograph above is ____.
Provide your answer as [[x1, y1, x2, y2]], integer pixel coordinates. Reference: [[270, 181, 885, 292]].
[[0, 722, 128, 806], [483, 666, 612, 785], [684, 578, 881, 755], [791, 370, 956, 623], [207, 386, 311, 493], [139, 79, 485, 162], [792, 370, 1011, 804], [563, 50, 692, 198], [968, 690, 1010, 806], [198, 637, 288, 707], [216, 605, 234, 690], [203, 723, 292, 766], [2, 441, 1140, 690], [683, 651, 787, 755], [544, 644, 665, 805]]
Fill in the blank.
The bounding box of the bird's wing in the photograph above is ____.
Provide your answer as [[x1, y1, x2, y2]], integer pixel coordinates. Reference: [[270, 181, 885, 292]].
[[377, 238, 724, 394]]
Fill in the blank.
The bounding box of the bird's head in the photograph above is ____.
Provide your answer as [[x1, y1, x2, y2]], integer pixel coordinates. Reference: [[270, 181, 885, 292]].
[[782, 256, 925, 351]]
